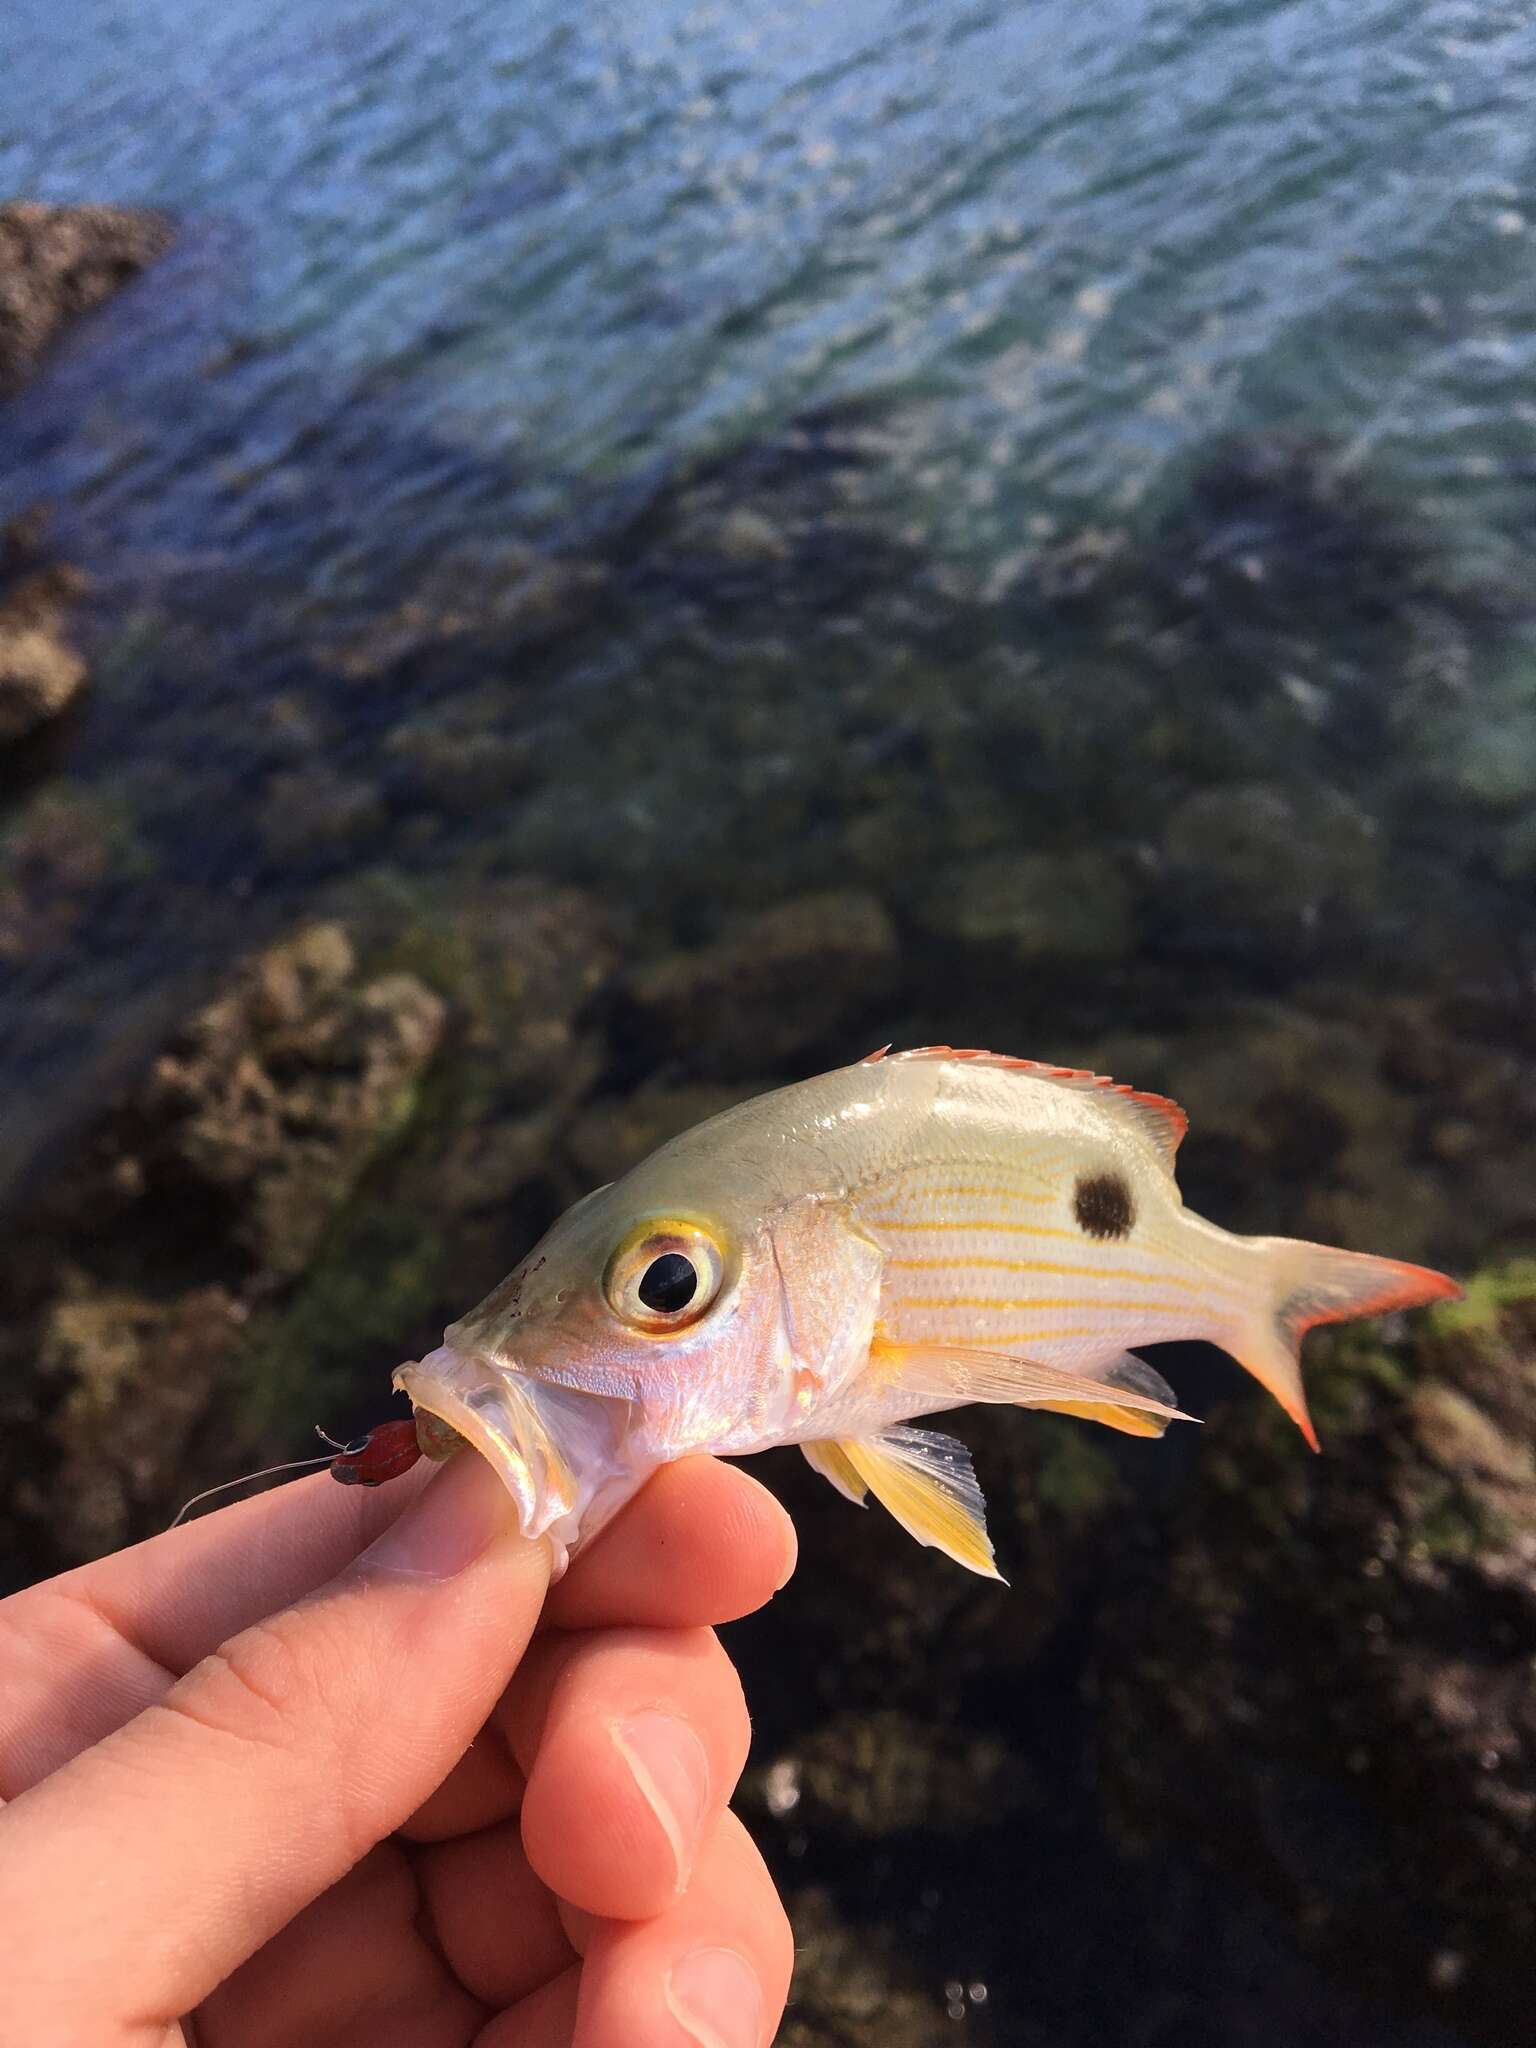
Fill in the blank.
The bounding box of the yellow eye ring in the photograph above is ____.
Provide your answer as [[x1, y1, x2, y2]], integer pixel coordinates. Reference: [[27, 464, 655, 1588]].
[[604, 1219, 727, 1334]]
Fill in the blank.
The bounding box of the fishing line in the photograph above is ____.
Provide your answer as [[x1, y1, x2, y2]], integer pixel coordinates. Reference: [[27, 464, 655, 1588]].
[[167, 1427, 365, 1529]]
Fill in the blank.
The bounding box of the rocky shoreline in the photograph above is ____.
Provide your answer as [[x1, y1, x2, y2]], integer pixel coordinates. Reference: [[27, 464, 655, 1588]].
[[1, 202, 171, 750], [0, 201, 172, 397]]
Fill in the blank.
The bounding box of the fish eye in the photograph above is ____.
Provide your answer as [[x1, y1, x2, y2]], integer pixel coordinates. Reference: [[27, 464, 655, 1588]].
[[604, 1220, 726, 1333], [638, 1252, 697, 1313]]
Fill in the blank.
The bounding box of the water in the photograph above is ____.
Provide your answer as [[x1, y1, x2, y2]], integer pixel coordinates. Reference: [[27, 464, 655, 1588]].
[[3, 1, 1535, 1203], [1, 6, 1534, 2038]]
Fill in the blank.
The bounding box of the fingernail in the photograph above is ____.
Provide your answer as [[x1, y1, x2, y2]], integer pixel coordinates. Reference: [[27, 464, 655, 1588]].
[[613, 1710, 711, 1891], [666, 1946, 763, 2048], [358, 1447, 521, 1580]]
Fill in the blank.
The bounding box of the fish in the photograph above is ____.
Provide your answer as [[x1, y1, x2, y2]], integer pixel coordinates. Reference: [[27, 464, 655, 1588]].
[[395, 1046, 1460, 1579]]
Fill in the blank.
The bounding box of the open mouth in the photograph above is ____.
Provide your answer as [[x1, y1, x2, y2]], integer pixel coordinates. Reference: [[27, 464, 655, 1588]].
[[393, 1345, 636, 1576]]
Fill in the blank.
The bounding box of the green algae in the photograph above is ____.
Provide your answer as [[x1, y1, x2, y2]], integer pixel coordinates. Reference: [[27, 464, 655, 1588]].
[[1430, 1258, 1536, 1337]]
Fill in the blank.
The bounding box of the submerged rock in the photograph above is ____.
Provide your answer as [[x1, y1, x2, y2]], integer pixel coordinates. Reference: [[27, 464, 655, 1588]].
[[777, 1888, 949, 2048], [746, 1708, 1036, 1841], [0, 782, 143, 964], [618, 890, 898, 1079], [0, 920, 450, 1568], [112, 922, 448, 1278], [0, 558, 89, 745], [0, 201, 173, 395], [1091, 1265, 1536, 2042], [919, 846, 1134, 964]]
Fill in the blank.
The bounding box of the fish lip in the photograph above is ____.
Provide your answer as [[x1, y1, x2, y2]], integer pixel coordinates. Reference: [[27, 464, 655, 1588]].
[[394, 1344, 575, 1542], [393, 1344, 635, 1571]]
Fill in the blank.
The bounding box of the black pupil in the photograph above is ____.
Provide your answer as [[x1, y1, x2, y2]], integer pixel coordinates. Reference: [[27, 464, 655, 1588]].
[[638, 1252, 698, 1314]]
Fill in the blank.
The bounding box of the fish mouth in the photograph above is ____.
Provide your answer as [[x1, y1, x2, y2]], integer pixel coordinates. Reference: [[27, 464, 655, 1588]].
[[393, 1345, 635, 1577]]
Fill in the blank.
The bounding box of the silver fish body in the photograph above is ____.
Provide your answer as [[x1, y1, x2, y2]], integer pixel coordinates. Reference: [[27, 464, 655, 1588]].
[[398, 1048, 1458, 1577]]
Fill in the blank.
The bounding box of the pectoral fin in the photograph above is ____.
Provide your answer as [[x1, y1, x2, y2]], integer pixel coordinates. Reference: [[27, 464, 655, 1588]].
[[870, 1340, 1192, 1439], [801, 1438, 869, 1504], [838, 1426, 1003, 1581]]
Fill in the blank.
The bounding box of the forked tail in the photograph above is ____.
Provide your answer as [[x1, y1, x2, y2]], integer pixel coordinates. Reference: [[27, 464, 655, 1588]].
[[1231, 1236, 1461, 1451]]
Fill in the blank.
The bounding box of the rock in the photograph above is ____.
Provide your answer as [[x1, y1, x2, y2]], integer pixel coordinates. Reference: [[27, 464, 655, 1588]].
[[155, 925, 446, 1276], [714, 506, 791, 564], [746, 1708, 1036, 1840], [1159, 781, 1379, 950], [0, 916, 457, 1568], [0, 782, 145, 965], [258, 764, 386, 865], [562, 1083, 755, 1186], [317, 547, 609, 680], [777, 1888, 949, 2048], [0, 201, 173, 395], [921, 847, 1134, 963], [7, 1286, 246, 1566], [268, 878, 622, 1388], [0, 562, 90, 744], [55, 922, 448, 1280], [618, 890, 898, 1078], [1091, 1265, 1536, 2040]]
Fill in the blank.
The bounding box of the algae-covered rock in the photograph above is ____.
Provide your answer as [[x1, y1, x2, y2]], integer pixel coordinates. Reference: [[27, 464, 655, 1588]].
[[619, 890, 899, 1078], [1091, 1263, 1536, 2042], [0, 921, 452, 1569], [117, 922, 447, 1277], [1158, 780, 1379, 952], [745, 1707, 1036, 1841], [777, 1888, 950, 2048], [7, 1286, 245, 1567], [920, 846, 1134, 964], [0, 548, 90, 746], [0, 782, 146, 965], [0, 201, 173, 395]]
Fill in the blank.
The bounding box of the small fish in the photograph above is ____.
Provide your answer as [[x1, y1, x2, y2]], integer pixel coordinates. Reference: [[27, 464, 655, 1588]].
[[396, 1048, 1459, 1578]]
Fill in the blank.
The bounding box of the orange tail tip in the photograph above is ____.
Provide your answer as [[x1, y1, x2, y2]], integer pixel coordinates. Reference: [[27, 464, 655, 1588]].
[[1234, 1239, 1462, 1453]]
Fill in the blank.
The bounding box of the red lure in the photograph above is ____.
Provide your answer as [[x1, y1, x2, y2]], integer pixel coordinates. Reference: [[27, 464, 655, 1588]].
[[327, 1419, 423, 1487]]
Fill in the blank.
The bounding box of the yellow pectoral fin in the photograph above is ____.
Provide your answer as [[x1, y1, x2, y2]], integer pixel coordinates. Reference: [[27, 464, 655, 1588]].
[[839, 1427, 1004, 1582], [801, 1438, 869, 1504]]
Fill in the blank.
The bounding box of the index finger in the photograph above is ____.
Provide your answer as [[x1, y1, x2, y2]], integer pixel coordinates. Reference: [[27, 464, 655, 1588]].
[[0, 1454, 794, 1790]]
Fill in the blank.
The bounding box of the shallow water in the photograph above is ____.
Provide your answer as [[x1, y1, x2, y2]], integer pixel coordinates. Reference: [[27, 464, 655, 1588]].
[[2, 3, 1535, 2041]]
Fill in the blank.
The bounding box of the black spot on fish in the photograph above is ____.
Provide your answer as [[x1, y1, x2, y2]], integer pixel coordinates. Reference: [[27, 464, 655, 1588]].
[[1074, 1171, 1135, 1241]]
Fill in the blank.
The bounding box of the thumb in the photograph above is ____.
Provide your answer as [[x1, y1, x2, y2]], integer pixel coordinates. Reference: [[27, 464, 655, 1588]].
[[0, 1448, 549, 2044]]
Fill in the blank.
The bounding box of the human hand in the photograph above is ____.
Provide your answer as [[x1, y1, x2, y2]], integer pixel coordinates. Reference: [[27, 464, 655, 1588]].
[[0, 1444, 797, 2047]]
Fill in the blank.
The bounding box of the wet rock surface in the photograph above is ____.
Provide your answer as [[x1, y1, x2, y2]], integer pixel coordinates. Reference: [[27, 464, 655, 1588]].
[[1090, 1274, 1536, 2045], [0, 514, 89, 746], [0, 921, 447, 1572], [0, 201, 173, 395]]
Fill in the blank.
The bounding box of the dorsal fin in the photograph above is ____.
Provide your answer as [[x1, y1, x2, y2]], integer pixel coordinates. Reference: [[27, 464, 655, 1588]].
[[859, 1044, 1188, 1172]]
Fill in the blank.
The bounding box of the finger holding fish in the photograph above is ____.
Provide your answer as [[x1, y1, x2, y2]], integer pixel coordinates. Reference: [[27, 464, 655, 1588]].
[[561, 1811, 793, 2048]]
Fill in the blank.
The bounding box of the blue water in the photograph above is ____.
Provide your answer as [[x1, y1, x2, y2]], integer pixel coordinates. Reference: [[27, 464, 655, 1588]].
[[5, 0, 1535, 561], [2, 0, 1534, 1196]]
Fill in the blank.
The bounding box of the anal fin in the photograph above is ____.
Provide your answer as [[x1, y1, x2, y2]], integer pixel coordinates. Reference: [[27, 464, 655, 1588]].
[[839, 1426, 1004, 1581]]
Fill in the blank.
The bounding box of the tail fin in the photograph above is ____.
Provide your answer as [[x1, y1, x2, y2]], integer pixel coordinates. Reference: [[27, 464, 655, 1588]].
[[1232, 1237, 1461, 1451]]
